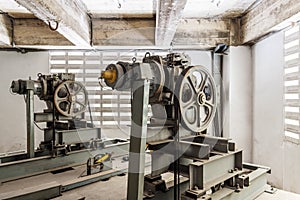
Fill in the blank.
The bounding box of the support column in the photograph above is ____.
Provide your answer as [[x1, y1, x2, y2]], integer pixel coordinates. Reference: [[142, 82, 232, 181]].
[[127, 79, 150, 200], [26, 89, 35, 158]]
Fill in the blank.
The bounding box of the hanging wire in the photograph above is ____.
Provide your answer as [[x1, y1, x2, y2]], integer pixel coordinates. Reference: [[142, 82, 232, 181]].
[[169, 42, 174, 53], [78, 169, 87, 178], [117, 0, 122, 8], [23, 94, 27, 102], [87, 100, 95, 127], [34, 121, 44, 131]]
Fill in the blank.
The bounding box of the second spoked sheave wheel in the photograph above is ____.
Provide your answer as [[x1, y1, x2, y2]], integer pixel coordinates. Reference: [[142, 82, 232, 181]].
[[54, 81, 88, 117], [175, 66, 217, 132]]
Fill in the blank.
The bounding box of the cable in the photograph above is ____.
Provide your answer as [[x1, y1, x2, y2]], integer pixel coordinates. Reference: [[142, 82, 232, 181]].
[[87, 100, 94, 127], [78, 169, 87, 178], [23, 94, 27, 102], [34, 121, 44, 131]]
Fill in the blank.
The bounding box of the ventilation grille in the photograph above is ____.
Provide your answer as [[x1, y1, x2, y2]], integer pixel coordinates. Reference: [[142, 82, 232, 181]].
[[284, 24, 300, 143], [49, 50, 168, 128]]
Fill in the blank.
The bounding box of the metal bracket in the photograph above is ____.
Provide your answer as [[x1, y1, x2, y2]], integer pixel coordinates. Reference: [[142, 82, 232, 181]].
[[265, 185, 277, 194]]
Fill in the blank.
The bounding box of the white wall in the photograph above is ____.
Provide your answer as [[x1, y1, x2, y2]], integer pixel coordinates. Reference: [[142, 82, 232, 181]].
[[186, 50, 212, 69], [0, 51, 49, 153], [252, 32, 284, 189], [252, 31, 300, 194], [223, 46, 253, 162]]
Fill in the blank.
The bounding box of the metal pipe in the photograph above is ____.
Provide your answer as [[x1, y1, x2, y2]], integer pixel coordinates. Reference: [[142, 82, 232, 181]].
[[26, 89, 35, 158]]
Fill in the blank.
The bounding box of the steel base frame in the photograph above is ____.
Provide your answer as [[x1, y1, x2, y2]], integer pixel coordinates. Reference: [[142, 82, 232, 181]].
[[144, 134, 271, 200], [0, 139, 129, 183], [0, 168, 128, 200], [144, 163, 270, 200]]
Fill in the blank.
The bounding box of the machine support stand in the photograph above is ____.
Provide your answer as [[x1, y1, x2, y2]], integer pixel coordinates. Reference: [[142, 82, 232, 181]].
[[174, 95, 180, 200], [26, 89, 35, 158], [127, 79, 150, 200]]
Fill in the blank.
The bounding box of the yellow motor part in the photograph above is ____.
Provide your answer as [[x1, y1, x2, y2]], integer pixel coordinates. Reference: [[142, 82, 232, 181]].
[[101, 68, 117, 84], [95, 153, 110, 164]]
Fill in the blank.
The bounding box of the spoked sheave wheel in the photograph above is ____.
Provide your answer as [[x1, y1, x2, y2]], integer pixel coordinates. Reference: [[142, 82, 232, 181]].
[[175, 66, 217, 132], [54, 81, 88, 117]]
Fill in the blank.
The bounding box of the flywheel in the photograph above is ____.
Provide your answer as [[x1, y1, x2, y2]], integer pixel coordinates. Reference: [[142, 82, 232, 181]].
[[54, 81, 88, 117], [175, 66, 217, 132]]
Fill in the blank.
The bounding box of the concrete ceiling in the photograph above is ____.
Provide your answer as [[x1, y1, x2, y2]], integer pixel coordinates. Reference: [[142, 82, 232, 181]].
[[0, 0, 298, 49], [183, 0, 259, 18], [0, 0, 259, 19], [0, 0, 28, 13]]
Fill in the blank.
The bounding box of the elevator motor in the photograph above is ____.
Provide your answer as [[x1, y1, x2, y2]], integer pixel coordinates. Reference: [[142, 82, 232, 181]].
[[100, 53, 217, 132], [11, 73, 88, 117]]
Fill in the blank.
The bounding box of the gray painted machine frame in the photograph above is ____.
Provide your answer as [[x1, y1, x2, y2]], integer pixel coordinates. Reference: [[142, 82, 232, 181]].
[[118, 54, 272, 200], [144, 136, 271, 200], [144, 163, 270, 200], [0, 167, 129, 200], [0, 138, 129, 183]]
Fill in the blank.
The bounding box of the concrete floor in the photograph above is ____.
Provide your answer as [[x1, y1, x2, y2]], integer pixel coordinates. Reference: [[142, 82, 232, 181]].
[[53, 174, 128, 200], [2, 165, 300, 200], [52, 175, 300, 200], [0, 155, 151, 200], [53, 175, 300, 200], [0, 155, 129, 193], [1, 154, 300, 199], [256, 190, 300, 200], [55, 174, 300, 200]]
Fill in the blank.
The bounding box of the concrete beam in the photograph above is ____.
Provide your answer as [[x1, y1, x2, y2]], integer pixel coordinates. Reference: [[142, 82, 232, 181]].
[[0, 14, 12, 47], [241, 0, 300, 44], [156, 0, 188, 46], [173, 18, 237, 48], [93, 18, 155, 46], [13, 18, 72, 46], [14, 0, 91, 47], [1, 17, 236, 49]]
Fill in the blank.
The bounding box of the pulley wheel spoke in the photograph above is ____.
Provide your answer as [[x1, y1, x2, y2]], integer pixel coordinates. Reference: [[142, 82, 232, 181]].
[[182, 99, 196, 109], [202, 105, 211, 124], [187, 75, 198, 95], [204, 101, 214, 109], [197, 106, 202, 127], [199, 74, 208, 92], [76, 101, 85, 107], [69, 102, 74, 114], [64, 83, 71, 95], [74, 84, 83, 95], [56, 96, 68, 102]]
